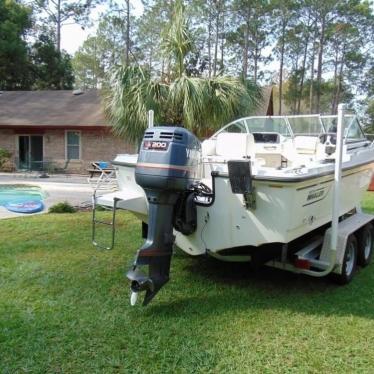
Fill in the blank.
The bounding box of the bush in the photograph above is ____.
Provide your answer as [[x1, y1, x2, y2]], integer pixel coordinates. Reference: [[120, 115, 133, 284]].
[[0, 148, 12, 171], [48, 202, 77, 213]]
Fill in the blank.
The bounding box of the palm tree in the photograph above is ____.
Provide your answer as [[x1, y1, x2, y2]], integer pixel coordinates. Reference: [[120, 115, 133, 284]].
[[103, 0, 262, 143]]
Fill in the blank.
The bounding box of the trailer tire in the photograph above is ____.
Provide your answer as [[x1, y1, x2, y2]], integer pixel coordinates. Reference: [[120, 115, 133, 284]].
[[331, 234, 357, 285], [357, 223, 374, 267]]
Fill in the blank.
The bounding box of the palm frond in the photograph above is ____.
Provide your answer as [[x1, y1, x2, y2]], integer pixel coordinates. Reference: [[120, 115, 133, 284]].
[[162, 0, 193, 77], [103, 65, 168, 143]]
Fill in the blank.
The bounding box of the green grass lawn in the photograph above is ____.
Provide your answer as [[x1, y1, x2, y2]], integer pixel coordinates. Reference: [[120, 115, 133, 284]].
[[2, 194, 374, 373]]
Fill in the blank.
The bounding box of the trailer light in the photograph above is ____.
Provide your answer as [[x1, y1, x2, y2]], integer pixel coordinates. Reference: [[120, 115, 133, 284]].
[[295, 258, 311, 270]]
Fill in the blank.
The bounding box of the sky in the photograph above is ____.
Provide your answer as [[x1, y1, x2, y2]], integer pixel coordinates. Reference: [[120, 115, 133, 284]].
[[60, 0, 144, 55]]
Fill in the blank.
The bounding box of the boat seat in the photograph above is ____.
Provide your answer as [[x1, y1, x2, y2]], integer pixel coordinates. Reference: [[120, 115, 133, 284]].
[[202, 133, 256, 176], [294, 136, 319, 155], [215, 132, 255, 159], [280, 136, 320, 167], [202, 139, 216, 156]]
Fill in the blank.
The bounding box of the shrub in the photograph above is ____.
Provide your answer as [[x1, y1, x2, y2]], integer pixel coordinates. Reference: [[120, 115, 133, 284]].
[[48, 202, 77, 213], [0, 159, 16, 172], [0, 148, 12, 171]]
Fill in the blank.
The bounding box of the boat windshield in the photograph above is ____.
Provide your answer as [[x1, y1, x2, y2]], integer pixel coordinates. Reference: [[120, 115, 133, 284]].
[[215, 114, 366, 140], [287, 116, 324, 135], [321, 115, 366, 141], [243, 118, 291, 137], [217, 117, 291, 137]]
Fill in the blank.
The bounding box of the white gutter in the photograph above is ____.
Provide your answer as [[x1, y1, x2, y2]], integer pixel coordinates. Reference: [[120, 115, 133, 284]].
[[298, 103, 345, 276]]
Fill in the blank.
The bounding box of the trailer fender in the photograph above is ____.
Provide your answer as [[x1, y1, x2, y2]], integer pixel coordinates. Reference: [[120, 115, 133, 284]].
[[319, 212, 374, 274]]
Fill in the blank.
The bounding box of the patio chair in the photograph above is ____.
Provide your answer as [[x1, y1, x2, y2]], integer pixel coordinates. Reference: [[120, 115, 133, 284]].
[[87, 161, 115, 178]]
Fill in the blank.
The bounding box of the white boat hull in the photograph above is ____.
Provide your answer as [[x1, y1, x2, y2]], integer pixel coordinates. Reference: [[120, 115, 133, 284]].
[[110, 155, 373, 259]]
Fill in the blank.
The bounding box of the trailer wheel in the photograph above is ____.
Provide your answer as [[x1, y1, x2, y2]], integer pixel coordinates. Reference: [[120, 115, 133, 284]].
[[357, 223, 374, 267], [331, 234, 357, 285]]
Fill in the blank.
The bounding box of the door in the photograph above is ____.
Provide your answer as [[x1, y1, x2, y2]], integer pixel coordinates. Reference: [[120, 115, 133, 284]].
[[18, 135, 43, 170]]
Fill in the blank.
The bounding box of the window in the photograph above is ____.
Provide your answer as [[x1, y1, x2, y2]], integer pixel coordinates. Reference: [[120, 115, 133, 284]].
[[66, 131, 80, 160]]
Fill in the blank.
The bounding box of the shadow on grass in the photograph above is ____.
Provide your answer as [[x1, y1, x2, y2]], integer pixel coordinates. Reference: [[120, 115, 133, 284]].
[[143, 251, 374, 320]]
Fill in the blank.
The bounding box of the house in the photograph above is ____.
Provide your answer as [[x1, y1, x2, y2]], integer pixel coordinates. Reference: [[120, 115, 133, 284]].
[[0, 90, 134, 173], [0, 87, 274, 174]]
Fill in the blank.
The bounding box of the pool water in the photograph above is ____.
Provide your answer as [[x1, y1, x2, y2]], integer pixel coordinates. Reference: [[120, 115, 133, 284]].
[[0, 185, 45, 206]]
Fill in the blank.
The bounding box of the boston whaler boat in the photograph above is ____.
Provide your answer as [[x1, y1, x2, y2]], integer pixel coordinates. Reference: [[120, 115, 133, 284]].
[[92, 105, 374, 305]]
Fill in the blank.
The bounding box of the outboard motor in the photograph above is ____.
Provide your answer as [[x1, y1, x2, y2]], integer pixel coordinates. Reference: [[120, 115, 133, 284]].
[[127, 127, 201, 305]]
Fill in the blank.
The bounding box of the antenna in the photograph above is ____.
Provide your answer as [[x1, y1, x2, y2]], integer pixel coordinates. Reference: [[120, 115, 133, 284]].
[[148, 110, 154, 128]]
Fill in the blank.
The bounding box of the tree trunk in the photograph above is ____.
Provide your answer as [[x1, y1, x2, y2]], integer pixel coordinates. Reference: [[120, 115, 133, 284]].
[[331, 42, 339, 114], [335, 60, 344, 113], [297, 17, 311, 114], [253, 31, 259, 84], [125, 0, 130, 66], [315, 16, 326, 114], [56, 0, 61, 53], [242, 22, 249, 79], [213, 9, 219, 76], [161, 59, 165, 82], [208, 9, 212, 78], [254, 48, 258, 84], [334, 46, 345, 114], [220, 6, 224, 73], [278, 23, 286, 115], [149, 44, 153, 74], [93, 38, 97, 89], [309, 34, 317, 113]]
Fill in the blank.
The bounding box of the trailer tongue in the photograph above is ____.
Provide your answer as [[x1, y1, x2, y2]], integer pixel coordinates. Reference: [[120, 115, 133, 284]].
[[127, 127, 201, 305]]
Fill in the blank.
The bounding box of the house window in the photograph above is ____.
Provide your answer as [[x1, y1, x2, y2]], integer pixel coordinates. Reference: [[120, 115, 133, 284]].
[[66, 131, 81, 160]]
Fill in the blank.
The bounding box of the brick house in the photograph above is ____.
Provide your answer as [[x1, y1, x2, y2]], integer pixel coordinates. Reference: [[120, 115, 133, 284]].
[[0, 90, 134, 173]]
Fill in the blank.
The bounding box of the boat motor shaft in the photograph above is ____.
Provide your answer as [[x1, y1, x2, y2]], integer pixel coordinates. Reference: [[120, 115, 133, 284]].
[[127, 127, 201, 305], [127, 191, 178, 305]]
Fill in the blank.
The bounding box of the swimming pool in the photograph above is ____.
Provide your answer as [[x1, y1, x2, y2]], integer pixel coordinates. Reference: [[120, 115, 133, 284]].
[[0, 185, 46, 213]]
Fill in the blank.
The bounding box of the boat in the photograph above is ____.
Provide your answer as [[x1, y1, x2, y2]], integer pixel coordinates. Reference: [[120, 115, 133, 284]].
[[93, 105, 374, 305]]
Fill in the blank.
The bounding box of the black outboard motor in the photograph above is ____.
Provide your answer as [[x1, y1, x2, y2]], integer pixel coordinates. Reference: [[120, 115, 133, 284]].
[[127, 127, 201, 305]]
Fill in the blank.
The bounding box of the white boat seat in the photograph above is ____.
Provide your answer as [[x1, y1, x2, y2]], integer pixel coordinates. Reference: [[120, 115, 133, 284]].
[[202, 139, 216, 156], [294, 136, 319, 155], [215, 132, 255, 159]]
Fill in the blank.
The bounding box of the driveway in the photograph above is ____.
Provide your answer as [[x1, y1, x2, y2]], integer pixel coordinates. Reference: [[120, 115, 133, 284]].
[[0, 172, 93, 219]]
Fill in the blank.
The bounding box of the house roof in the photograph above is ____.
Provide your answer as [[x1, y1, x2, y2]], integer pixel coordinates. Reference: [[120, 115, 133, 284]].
[[0, 90, 107, 128]]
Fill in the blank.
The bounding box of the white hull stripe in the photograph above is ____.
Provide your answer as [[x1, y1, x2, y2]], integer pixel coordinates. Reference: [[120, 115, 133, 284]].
[[136, 162, 192, 172]]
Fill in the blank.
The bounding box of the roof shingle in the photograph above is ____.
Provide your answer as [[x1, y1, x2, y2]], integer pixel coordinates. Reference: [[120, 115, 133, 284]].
[[0, 90, 107, 127]]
